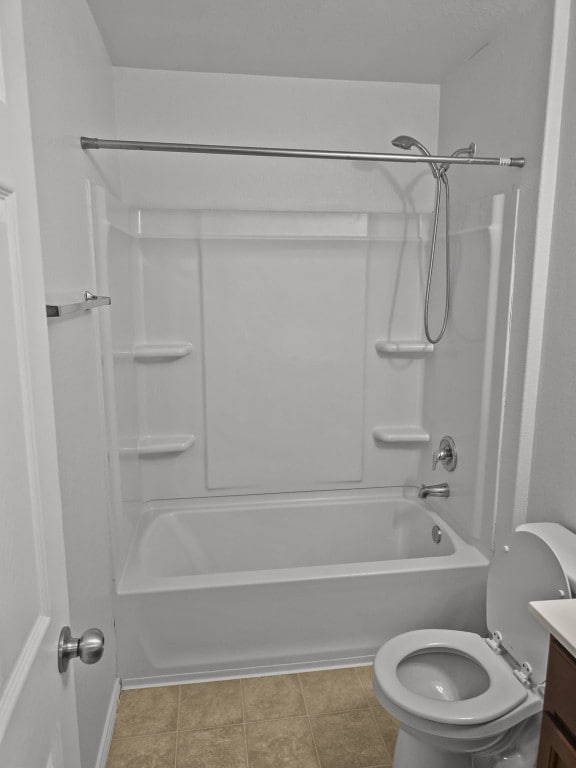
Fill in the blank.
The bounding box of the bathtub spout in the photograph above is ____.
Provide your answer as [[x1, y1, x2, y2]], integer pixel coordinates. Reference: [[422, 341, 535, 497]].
[[419, 483, 450, 499]]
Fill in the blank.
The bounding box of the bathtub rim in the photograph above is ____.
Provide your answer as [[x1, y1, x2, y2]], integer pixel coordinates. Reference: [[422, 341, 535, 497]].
[[117, 488, 488, 595]]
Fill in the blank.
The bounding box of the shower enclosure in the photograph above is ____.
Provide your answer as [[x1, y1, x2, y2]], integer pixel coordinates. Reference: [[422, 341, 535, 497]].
[[82, 68, 525, 684]]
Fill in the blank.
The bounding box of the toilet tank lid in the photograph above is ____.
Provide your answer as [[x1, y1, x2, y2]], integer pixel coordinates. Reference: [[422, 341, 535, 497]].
[[517, 523, 576, 594], [487, 526, 571, 685]]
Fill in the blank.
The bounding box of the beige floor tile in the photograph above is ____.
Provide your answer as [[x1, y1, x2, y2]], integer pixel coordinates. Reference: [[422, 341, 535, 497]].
[[242, 674, 306, 721], [299, 668, 369, 715], [311, 710, 390, 768], [370, 707, 398, 757], [355, 666, 381, 708], [179, 679, 243, 731], [176, 725, 247, 768], [113, 686, 179, 738], [246, 717, 319, 768], [107, 733, 176, 768]]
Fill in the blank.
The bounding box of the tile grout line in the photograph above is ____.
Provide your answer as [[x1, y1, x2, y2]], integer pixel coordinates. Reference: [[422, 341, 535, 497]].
[[174, 684, 182, 768], [297, 673, 323, 768], [355, 668, 393, 767], [109, 729, 178, 742], [366, 707, 393, 767], [354, 666, 373, 709], [239, 678, 250, 767]]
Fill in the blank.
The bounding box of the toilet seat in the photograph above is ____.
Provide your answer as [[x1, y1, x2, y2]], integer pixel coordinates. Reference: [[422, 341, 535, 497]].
[[373, 629, 528, 726]]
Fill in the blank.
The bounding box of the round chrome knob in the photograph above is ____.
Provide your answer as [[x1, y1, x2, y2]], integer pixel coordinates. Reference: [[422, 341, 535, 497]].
[[58, 626, 105, 673], [77, 628, 105, 665]]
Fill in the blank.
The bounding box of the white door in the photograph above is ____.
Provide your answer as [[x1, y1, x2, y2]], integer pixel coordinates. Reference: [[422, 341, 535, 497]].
[[0, 0, 82, 766]]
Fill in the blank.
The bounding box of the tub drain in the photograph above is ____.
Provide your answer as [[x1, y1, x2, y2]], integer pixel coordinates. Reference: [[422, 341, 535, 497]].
[[432, 525, 442, 544]]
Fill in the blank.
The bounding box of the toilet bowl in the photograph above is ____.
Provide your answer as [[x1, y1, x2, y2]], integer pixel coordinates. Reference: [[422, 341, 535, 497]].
[[373, 523, 576, 768]]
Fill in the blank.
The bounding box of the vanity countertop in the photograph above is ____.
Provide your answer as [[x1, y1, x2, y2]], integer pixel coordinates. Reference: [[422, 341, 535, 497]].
[[530, 598, 576, 659]]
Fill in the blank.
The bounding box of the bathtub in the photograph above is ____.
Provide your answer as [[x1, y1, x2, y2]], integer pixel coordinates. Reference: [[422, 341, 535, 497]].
[[115, 489, 489, 686]]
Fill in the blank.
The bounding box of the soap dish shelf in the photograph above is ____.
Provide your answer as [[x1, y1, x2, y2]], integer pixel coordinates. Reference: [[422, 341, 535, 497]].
[[134, 343, 193, 361], [119, 434, 196, 456], [373, 427, 430, 444], [375, 340, 434, 355]]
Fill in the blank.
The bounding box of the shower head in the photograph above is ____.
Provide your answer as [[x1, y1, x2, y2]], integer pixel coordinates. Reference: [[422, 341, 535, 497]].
[[391, 135, 439, 177], [391, 135, 423, 151]]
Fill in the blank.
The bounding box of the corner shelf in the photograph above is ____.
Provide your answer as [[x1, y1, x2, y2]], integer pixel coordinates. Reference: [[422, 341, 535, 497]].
[[134, 343, 193, 361], [119, 434, 196, 456], [373, 427, 430, 444], [375, 340, 434, 355], [138, 435, 196, 455]]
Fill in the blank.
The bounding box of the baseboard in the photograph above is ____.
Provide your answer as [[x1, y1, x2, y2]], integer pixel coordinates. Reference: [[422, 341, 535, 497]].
[[94, 677, 121, 768], [121, 653, 374, 689]]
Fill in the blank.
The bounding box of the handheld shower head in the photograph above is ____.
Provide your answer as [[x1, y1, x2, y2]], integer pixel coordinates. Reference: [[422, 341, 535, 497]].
[[391, 133, 451, 345], [391, 135, 440, 178], [391, 135, 421, 151]]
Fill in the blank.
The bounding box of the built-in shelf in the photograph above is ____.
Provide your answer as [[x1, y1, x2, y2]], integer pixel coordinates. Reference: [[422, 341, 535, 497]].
[[113, 343, 193, 361], [119, 434, 196, 456], [134, 343, 193, 361], [374, 340, 434, 355], [372, 427, 430, 444]]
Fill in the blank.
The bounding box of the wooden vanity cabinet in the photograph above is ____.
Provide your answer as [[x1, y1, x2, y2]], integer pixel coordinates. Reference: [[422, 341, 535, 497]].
[[537, 637, 576, 768]]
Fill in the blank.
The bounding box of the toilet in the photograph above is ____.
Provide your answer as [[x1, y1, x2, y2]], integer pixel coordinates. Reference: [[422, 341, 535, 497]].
[[373, 523, 576, 768]]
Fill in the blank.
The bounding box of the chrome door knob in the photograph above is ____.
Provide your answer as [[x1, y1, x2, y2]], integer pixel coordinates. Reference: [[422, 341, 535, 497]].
[[58, 626, 105, 673]]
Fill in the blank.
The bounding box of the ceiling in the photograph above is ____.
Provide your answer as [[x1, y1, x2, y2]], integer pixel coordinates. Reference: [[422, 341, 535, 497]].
[[86, 0, 534, 84]]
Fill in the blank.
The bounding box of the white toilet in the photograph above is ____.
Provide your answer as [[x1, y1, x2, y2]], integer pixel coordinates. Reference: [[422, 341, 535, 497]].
[[373, 523, 576, 768]]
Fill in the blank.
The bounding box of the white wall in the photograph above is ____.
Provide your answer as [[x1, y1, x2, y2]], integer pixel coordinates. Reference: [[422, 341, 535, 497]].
[[527, 4, 576, 529], [113, 67, 439, 212], [421, 0, 558, 551], [21, 1, 119, 766]]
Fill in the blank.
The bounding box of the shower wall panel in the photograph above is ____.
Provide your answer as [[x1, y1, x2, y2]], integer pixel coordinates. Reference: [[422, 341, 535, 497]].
[[105, 222, 143, 562], [201, 240, 366, 490], [419, 191, 519, 551], [99, 209, 433, 503]]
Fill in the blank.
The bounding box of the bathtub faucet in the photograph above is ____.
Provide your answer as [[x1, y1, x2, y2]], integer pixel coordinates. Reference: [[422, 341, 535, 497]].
[[419, 482, 450, 499]]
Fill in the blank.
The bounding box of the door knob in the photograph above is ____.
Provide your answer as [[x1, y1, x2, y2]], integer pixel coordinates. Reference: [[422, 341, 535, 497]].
[[58, 626, 105, 673]]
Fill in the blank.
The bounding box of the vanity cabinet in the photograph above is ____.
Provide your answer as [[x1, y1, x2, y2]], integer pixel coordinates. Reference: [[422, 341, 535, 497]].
[[537, 637, 576, 768], [538, 714, 576, 768]]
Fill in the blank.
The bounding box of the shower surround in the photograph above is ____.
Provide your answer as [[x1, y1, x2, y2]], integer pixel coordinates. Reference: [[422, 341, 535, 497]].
[[87, 68, 521, 685], [92, 189, 512, 684]]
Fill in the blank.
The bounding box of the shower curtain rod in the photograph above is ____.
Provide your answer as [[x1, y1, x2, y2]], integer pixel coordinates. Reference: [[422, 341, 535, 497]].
[[80, 137, 525, 168]]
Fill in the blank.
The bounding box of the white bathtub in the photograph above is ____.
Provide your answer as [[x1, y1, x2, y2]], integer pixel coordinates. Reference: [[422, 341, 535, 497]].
[[115, 490, 489, 686]]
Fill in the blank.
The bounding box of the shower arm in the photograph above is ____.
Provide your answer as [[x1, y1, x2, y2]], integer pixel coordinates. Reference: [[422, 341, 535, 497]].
[[80, 137, 525, 169]]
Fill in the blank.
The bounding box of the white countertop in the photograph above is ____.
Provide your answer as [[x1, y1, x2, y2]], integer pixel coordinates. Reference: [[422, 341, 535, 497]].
[[530, 598, 576, 658]]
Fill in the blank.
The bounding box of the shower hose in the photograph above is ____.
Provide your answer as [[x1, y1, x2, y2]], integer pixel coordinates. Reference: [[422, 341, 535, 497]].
[[425, 167, 450, 345]]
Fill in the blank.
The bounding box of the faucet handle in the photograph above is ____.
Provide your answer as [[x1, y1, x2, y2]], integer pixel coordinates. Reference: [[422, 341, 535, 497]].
[[432, 436, 457, 472], [432, 448, 447, 471]]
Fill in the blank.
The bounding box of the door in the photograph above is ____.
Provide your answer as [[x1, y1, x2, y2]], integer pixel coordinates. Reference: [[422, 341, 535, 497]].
[[0, 0, 82, 766]]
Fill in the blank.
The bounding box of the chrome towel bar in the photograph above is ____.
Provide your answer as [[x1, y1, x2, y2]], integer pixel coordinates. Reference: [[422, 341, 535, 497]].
[[46, 291, 111, 318]]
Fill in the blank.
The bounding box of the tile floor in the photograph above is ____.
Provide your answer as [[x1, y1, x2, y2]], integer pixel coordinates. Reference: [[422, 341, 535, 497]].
[[106, 665, 399, 768]]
